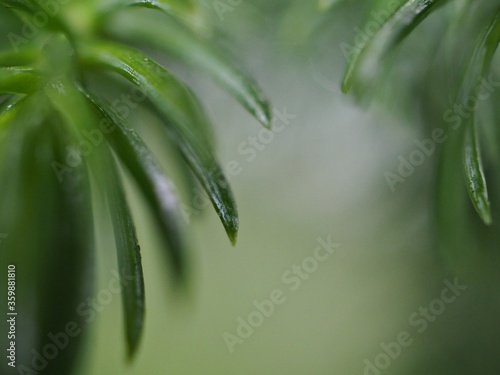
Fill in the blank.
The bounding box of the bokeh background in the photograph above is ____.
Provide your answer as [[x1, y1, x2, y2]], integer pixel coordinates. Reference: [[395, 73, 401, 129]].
[[61, 1, 500, 374]]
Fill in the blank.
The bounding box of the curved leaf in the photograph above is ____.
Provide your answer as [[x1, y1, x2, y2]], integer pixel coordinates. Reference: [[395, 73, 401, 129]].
[[87, 92, 186, 277], [101, 144, 146, 358], [80, 41, 239, 243], [106, 10, 272, 128], [44, 35, 148, 358], [457, 9, 500, 224], [0, 94, 27, 122], [0, 95, 22, 116], [463, 120, 491, 225], [342, 0, 446, 93], [457, 9, 500, 102], [0, 66, 40, 93]]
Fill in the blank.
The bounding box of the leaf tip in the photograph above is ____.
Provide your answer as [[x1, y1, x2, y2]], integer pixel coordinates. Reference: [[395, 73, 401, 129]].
[[228, 231, 238, 246], [479, 205, 492, 226], [257, 101, 273, 129], [127, 333, 141, 364], [340, 75, 351, 94], [224, 216, 239, 246]]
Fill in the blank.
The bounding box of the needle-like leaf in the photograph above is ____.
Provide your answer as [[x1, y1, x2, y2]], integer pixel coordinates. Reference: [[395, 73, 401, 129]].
[[87, 93, 186, 277], [342, 0, 445, 93], [456, 9, 500, 225], [106, 10, 272, 128], [457, 9, 500, 102], [44, 35, 148, 359], [101, 144, 146, 358], [80, 41, 239, 243], [463, 120, 491, 225]]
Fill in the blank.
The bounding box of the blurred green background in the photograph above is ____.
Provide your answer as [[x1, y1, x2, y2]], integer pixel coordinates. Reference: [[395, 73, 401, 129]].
[[73, 1, 500, 374]]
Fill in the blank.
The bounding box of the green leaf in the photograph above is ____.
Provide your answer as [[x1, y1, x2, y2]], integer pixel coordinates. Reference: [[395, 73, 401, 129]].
[[101, 0, 197, 20], [0, 48, 38, 66], [0, 93, 48, 226], [455, 10, 500, 225], [457, 9, 500, 102], [43, 35, 147, 358], [0, 66, 40, 93], [102, 145, 146, 359], [80, 41, 239, 243], [174, 129, 239, 244], [80, 41, 212, 147], [106, 11, 272, 128], [0, 0, 36, 12], [2, 1, 66, 32], [0, 94, 94, 375], [463, 120, 491, 225], [435, 117, 471, 271], [38, 116, 95, 375], [0, 95, 26, 122], [342, 0, 445, 93], [0, 95, 22, 116], [87, 92, 186, 277]]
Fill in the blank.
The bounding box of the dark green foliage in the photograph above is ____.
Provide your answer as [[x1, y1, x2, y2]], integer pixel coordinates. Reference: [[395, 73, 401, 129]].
[[0, 0, 270, 373]]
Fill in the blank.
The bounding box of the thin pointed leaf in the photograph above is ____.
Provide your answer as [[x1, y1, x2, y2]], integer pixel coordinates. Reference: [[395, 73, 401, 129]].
[[80, 41, 213, 147], [80, 41, 239, 243], [456, 10, 500, 224], [107, 11, 272, 128], [463, 120, 491, 225], [43, 34, 148, 357], [102, 146, 145, 358], [435, 118, 472, 271], [342, 0, 445, 93], [175, 130, 239, 244], [38, 118, 95, 374], [87, 92, 186, 277], [458, 10, 500, 102]]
